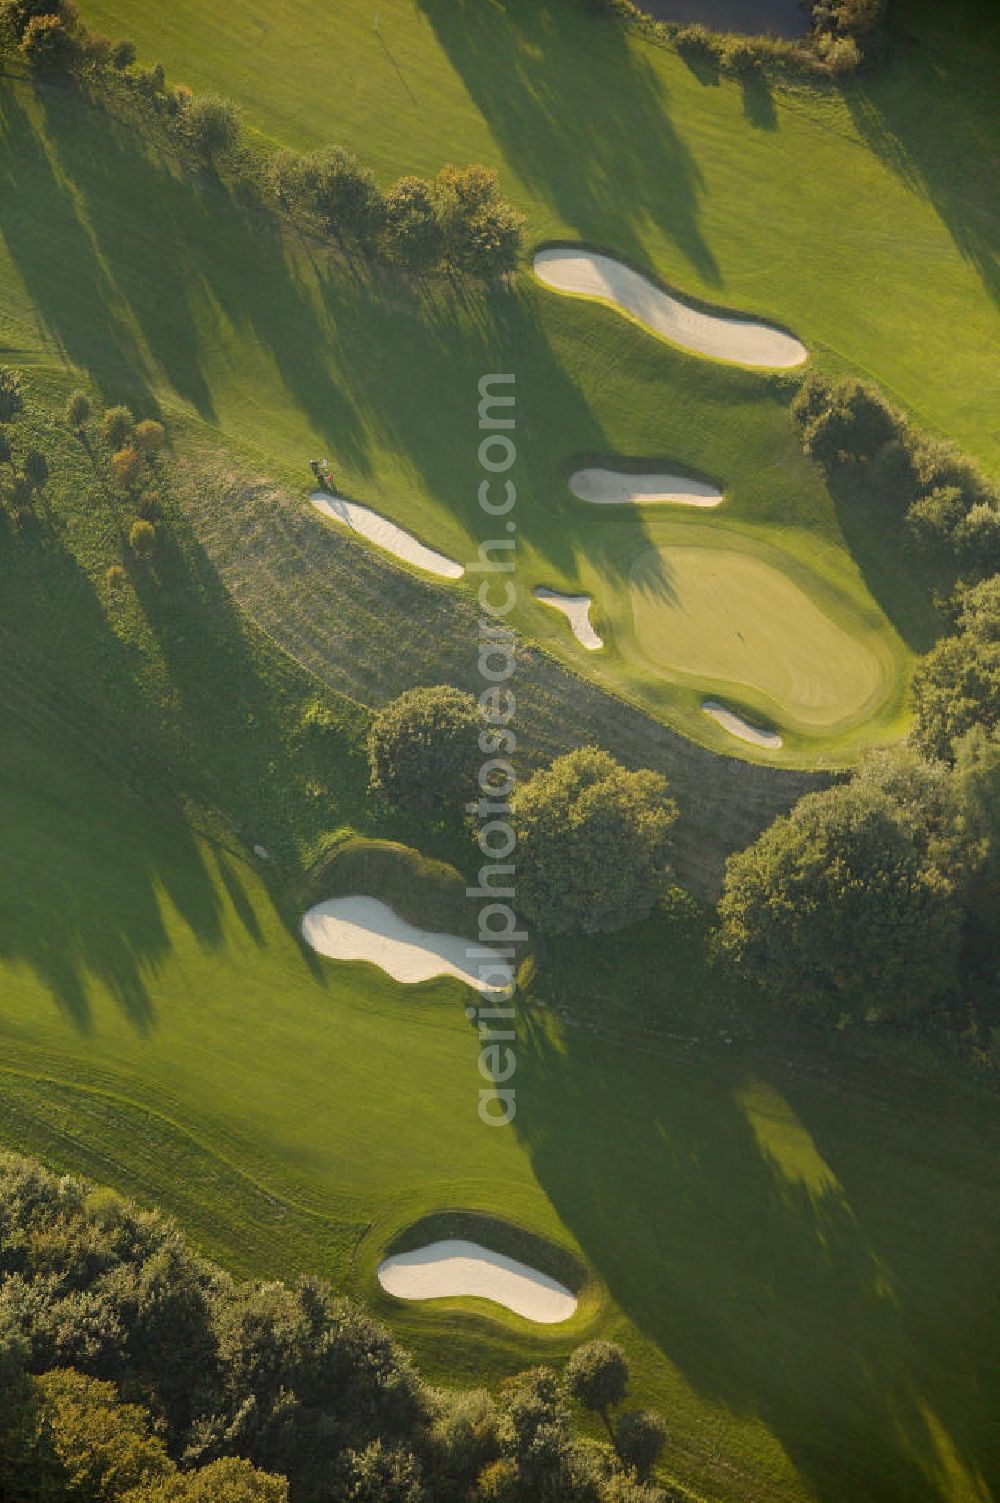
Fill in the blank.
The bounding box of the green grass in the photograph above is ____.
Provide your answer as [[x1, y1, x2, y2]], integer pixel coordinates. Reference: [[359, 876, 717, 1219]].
[[0, 8, 998, 1502], [6, 0, 998, 758]]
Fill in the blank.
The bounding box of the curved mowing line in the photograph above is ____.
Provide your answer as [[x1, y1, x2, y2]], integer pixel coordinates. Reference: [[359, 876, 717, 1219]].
[[310, 492, 464, 579], [535, 586, 603, 650], [300, 895, 512, 992], [534, 247, 807, 369], [570, 466, 723, 508], [377, 1239, 578, 1324]]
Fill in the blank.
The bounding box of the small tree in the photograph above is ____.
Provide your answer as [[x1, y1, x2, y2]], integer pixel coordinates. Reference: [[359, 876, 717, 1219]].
[[341, 1439, 425, 1503], [101, 404, 134, 449], [905, 485, 966, 555], [563, 1341, 630, 1438], [911, 575, 1000, 760], [64, 389, 91, 432], [381, 176, 444, 275], [614, 1410, 668, 1481], [20, 11, 79, 69], [134, 418, 166, 458], [23, 448, 48, 488], [0, 430, 11, 468], [129, 517, 156, 558], [512, 748, 677, 934], [300, 146, 384, 246], [367, 685, 481, 813], [110, 36, 136, 69], [955, 503, 1000, 579], [184, 93, 241, 162], [0, 366, 24, 423]]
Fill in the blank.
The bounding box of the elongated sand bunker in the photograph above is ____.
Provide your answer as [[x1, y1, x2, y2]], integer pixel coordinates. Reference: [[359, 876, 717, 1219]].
[[534, 249, 806, 369], [377, 1240, 578, 1324], [702, 699, 783, 750], [311, 493, 464, 579], [535, 587, 603, 650], [300, 896, 511, 992], [628, 542, 887, 729], [570, 467, 722, 508]]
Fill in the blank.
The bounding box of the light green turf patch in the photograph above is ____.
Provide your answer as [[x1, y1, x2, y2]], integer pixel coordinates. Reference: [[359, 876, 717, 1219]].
[[626, 540, 890, 731]]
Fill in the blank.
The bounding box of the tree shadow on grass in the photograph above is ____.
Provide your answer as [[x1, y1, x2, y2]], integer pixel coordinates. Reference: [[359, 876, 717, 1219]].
[[415, 0, 719, 285], [514, 937, 1000, 1502], [843, 0, 1000, 310], [0, 517, 225, 1033]]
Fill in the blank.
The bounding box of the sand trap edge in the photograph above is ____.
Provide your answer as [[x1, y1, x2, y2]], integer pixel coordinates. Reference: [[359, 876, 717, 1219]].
[[310, 492, 464, 579], [570, 466, 723, 508], [377, 1239, 579, 1324], [535, 587, 603, 650], [702, 699, 784, 749]]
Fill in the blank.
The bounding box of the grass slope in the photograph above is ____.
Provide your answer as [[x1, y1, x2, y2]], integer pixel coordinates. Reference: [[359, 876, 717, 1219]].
[[3, 4, 988, 757]]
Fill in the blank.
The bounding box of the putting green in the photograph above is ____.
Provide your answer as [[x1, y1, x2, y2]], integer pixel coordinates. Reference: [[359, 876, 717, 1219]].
[[627, 543, 889, 731]]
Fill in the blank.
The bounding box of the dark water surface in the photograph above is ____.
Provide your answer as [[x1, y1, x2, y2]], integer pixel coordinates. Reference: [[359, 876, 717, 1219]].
[[634, 0, 811, 39]]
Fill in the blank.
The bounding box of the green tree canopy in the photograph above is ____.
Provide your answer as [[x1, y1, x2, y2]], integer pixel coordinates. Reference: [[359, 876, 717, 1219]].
[[911, 575, 1000, 760], [717, 750, 972, 1023], [367, 685, 481, 814], [512, 748, 676, 935]]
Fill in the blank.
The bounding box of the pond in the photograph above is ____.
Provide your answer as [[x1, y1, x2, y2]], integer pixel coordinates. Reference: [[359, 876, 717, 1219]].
[[634, 0, 811, 40]]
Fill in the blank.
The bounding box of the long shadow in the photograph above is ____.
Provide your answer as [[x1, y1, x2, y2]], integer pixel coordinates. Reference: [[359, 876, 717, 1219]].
[[513, 957, 1000, 1502], [415, 0, 719, 284], [0, 512, 225, 1031], [0, 86, 156, 412], [844, 0, 1000, 310]]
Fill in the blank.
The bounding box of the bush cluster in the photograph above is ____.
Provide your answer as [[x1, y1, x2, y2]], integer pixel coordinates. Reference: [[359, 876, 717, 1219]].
[[0, 1154, 672, 1503], [577, 0, 886, 78], [791, 372, 1000, 582]]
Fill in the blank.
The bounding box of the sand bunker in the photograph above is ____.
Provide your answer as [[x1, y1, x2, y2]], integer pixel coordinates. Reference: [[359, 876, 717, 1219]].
[[311, 493, 464, 580], [300, 896, 511, 992], [377, 1239, 578, 1324], [570, 467, 722, 508], [702, 699, 784, 749], [535, 587, 603, 650], [534, 249, 807, 369]]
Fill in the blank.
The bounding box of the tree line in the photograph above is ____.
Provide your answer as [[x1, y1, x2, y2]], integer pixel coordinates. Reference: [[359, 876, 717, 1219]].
[[0, 0, 524, 283], [0, 1153, 674, 1503]]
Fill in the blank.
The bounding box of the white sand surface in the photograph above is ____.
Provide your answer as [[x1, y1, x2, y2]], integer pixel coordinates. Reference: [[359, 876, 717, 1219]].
[[311, 493, 464, 579], [301, 896, 511, 992], [535, 587, 603, 650], [570, 466, 722, 508], [534, 249, 807, 369], [702, 699, 784, 749], [377, 1239, 578, 1324]]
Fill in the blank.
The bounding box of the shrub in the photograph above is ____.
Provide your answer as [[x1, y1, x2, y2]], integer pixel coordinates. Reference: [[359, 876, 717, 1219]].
[[183, 93, 241, 162], [720, 36, 760, 74], [794, 376, 897, 465], [101, 403, 134, 448], [0, 430, 11, 468], [112, 445, 142, 488], [673, 23, 721, 60], [512, 748, 677, 935], [905, 486, 967, 554], [341, 1439, 425, 1503], [614, 1409, 668, 1481], [954, 503, 1000, 579], [20, 11, 79, 69], [367, 685, 481, 813], [0, 366, 24, 423], [64, 389, 91, 431], [110, 35, 135, 69], [1, 0, 67, 42], [869, 438, 919, 512], [129, 517, 156, 557], [22, 447, 48, 487], [105, 562, 126, 589], [134, 417, 167, 457], [381, 176, 445, 274]]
